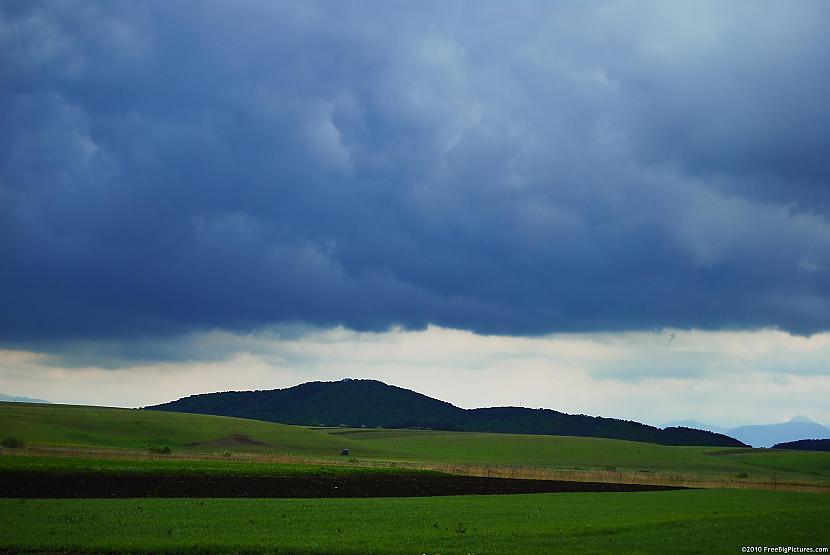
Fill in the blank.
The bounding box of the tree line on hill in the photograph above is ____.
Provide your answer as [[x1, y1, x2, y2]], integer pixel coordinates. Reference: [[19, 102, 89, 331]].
[[772, 439, 830, 451], [147, 379, 747, 447]]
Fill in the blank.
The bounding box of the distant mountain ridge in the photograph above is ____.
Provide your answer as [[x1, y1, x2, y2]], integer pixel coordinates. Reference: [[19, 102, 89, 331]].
[[0, 393, 50, 404], [665, 416, 830, 448], [147, 379, 745, 447]]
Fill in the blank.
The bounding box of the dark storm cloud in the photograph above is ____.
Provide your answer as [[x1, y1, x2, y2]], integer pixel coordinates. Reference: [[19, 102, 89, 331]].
[[2, 0, 830, 342]]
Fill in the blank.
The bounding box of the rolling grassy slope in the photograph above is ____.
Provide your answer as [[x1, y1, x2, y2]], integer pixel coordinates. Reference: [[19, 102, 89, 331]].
[[326, 428, 746, 473], [720, 449, 830, 477], [3, 402, 830, 486], [0, 402, 366, 456], [2, 490, 828, 554], [3, 403, 827, 553], [323, 428, 830, 481]]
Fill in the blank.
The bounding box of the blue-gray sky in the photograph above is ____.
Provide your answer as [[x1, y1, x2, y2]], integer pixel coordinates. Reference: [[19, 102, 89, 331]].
[[1, 1, 830, 423]]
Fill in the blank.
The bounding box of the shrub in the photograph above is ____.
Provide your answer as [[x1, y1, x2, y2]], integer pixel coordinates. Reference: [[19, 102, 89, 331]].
[[222, 451, 232, 457], [736, 472, 749, 479], [147, 444, 172, 455], [1, 437, 25, 448]]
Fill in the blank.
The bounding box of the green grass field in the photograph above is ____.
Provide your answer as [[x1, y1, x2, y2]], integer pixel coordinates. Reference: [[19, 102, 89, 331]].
[[0, 453, 434, 478], [0, 402, 363, 455], [1, 490, 828, 554], [3, 402, 829, 487], [2, 402, 829, 554], [720, 449, 830, 477], [327, 428, 794, 476]]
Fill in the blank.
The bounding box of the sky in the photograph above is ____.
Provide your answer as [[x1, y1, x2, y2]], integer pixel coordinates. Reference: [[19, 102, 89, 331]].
[[1, 1, 829, 427]]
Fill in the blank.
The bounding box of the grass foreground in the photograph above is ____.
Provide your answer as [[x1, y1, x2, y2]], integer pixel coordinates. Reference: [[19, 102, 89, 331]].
[[2, 402, 829, 553], [1, 489, 828, 554], [3, 402, 830, 491]]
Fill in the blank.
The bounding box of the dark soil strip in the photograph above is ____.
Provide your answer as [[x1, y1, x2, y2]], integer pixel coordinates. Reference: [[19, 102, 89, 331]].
[[0, 471, 683, 498]]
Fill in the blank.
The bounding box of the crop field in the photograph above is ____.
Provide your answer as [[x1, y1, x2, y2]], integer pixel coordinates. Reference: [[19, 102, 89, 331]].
[[1, 490, 829, 554], [3, 402, 829, 489], [0, 402, 368, 455], [0, 453, 428, 477], [325, 428, 814, 476], [2, 402, 829, 553], [714, 449, 830, 477]]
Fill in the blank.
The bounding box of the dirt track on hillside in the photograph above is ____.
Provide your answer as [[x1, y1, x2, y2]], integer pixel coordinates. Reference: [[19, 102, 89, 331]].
[[0, 471, 683, 498]]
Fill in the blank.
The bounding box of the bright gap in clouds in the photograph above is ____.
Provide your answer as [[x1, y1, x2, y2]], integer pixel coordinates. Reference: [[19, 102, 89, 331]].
[[2, 326, 828, 428]]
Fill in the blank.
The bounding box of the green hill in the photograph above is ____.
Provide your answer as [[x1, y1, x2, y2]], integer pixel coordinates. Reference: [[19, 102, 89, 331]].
[[0, 401, 356, 456], [773, 439, 830, 452], [148, 379, 745, 447], [4, 402, 830, 484]]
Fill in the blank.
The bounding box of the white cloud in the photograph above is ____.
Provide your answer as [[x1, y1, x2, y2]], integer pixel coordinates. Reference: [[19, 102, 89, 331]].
[[2, 326, 828, 427]]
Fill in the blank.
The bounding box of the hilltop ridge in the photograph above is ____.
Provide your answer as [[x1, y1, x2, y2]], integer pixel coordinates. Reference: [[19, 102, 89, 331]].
[[148, 379, 745, 447]]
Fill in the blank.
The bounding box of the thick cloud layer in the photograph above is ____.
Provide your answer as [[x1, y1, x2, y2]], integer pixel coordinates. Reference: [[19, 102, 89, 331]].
[[2, 1, 830, 340], [3, 327, 830, 426]]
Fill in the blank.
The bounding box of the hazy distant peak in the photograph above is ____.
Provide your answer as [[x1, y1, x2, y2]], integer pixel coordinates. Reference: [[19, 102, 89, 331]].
[[0, 393, 50, 404], [788, 415, 814, 423], [663, 417, 830, 447]]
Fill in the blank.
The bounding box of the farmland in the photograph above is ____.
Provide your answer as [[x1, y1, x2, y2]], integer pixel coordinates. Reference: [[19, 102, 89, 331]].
[[0, 402, 355, 455], [1, 490, 828, 554], [1, 402, 829, 553], [2, 402, 829, 489]]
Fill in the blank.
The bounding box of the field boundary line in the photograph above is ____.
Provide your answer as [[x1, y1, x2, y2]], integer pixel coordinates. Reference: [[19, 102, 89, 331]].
[[3, 447, 828, 493]]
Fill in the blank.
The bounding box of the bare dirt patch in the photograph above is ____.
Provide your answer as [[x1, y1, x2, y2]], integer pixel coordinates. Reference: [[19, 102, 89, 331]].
[[0, 471, 683, 498]]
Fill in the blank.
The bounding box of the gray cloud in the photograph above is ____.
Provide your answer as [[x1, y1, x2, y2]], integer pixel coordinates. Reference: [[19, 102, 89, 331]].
[[2, 0, 830, 345]]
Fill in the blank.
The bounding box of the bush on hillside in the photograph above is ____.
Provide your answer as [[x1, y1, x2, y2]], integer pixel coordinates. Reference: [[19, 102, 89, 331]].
[[147, 444, 172, 455], [1, 436, 25, 448]]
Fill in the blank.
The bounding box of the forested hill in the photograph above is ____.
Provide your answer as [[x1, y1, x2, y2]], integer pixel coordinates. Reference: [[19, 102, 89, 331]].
[[147, 379, 746, 447], [772, 439, 830, 451]]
